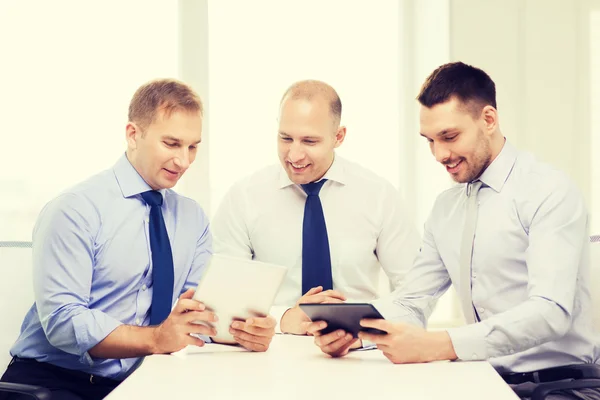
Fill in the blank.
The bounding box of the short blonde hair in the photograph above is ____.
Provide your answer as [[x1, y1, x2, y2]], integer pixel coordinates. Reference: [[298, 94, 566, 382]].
[[128, 79, 203, 130]]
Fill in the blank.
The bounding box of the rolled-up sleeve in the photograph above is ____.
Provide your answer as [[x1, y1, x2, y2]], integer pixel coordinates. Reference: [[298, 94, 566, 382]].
[[33, 194, 122, 365]]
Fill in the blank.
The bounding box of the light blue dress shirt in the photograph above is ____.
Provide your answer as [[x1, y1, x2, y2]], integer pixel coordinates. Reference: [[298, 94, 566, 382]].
[[10, 154, 212, 380], [374, 140, 599, 373]]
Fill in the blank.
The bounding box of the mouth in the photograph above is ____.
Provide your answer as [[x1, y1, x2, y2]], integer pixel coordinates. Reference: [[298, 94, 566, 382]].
[[288, 162, 310, 173], [163, 168, 181, 179], [444, 159, 463, 174]]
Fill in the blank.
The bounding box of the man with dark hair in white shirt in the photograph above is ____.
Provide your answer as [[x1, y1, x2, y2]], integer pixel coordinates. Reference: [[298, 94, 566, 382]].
[[211, 80, 420, 353], [310, 62, 600, 399]]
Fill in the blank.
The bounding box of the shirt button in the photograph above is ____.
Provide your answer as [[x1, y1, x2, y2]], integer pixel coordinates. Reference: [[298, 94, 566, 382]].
[[142, 284, 147, 291], [472, 353, 478, 360], [509, 349, 515, 354], [135, 318, 141, 325], [478, 307, 485, 314], [145, 218, 150, 223], [472, 273, 477, 279]]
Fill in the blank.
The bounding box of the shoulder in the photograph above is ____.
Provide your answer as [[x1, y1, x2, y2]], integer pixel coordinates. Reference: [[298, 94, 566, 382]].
[[338, 157, 399, 195], [164, 189, 209, 229]]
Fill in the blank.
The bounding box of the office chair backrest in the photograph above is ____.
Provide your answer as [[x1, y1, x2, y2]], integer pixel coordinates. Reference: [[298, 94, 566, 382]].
[[590, 235, 600, 332], [0, 241, 34, 370]]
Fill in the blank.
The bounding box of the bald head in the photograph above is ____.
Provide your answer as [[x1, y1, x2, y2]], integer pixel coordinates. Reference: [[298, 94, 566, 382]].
[[280, 80, 342, 126]]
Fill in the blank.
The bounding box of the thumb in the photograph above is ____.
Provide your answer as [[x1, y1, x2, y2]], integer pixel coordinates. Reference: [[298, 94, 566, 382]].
[[180, 288, 195, 299]]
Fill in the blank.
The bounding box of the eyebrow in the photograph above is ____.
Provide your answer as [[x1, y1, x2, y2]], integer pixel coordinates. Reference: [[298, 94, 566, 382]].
[[163, 136, 202, 144], [278, 131, 321, 140], [419, 129, 459, 138]]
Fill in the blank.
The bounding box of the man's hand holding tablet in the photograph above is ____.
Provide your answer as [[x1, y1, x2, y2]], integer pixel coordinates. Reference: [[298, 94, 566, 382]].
[[191, 254, 287, 352]]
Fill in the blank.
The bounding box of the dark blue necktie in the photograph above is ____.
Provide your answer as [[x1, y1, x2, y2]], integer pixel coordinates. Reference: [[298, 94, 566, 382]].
[[301, 179, 333, 294], [141, 190, 174, 325]]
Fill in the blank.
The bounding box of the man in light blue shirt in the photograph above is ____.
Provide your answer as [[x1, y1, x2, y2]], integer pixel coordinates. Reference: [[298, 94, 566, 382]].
[[0, 79, 276, 400], [310, 62, 600, 399]]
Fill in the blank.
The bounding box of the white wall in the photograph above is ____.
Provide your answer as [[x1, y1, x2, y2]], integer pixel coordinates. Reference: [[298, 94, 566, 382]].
[[0, 0, 180, 240], [450, 0, 592, 221]]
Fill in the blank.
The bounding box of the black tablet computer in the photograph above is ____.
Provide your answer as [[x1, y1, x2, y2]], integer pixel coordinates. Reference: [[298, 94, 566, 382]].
[[298, 303, 387, 338]]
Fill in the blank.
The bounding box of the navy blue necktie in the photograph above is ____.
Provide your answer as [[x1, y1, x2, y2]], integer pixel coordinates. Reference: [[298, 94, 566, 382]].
[[301, 179, 333, 294], [141, 190, 174, 325]]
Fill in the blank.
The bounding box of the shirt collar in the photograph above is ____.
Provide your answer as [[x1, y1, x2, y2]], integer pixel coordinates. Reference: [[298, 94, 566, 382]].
[[113, 153, 165, 198], [476, 139, 518, 193], [277, 154, 347, 189]]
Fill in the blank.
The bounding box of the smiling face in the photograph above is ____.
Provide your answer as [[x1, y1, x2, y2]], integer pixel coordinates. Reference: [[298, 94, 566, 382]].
[[419, 97, 498, 183], [277, 97, 346, 184], [126, 110, 203, 190]]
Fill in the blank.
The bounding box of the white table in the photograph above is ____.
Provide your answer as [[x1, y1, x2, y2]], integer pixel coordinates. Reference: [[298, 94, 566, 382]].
[[106, 334, 519, 399]]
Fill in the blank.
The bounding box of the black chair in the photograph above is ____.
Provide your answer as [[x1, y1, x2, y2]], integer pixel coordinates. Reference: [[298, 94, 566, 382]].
[[0, 241, 52, 399]]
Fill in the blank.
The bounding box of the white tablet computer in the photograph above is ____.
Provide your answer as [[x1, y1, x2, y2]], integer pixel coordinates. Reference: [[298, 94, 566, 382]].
[[192, 254, 287, 343]]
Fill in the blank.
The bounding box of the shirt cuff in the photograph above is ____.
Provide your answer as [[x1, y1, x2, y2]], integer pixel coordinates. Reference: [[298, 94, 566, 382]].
[[446, 323, 489, 361], [72, 309, 123, 366]]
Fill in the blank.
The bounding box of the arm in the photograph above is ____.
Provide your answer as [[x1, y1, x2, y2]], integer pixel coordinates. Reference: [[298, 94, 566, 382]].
[[446, 178, 587, 361], [32, 194, 123, 364], [181, 205, 213, 294], [312, 210, 453, 358], [34, 194, 214, 362], [372, 209, 453, 328]]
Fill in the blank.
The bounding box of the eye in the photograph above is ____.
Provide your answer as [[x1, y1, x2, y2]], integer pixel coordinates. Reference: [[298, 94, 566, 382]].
[[444, 135, 458, 141], [304, 140, 316, 145], [280, 137, 292, 142], [164, 142, 178, 148], [189, 145, 197, 150]]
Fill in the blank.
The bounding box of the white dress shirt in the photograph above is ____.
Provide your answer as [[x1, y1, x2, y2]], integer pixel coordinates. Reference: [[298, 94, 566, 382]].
[[212, 155, 421, 326], [374, 140, 600, 373]]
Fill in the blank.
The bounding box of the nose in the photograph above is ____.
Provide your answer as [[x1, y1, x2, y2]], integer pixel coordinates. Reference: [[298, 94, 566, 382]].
[[174, 148, 191, 170], [287, 142, 305, 163], [432, 142, 451, 164]]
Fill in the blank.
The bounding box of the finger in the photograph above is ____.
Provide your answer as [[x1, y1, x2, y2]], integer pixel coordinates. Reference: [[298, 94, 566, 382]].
[[235, 337, 269, 352], [187, 322, 217, 337], [308, 294, 345, 304], [302, 322, 314, 336], [174, 298, 206, 313], [185, 335, 207, 348], [179, 288, 195, 299], [359, 318, 392, 332], [231, 321, 274, 338], [382, 351, 400, 363], [230, 327, 272, 347], [303, 286, 323, 296], [305, 321, 327, 335], [322, 298, 345, 304], [244, 316, 276, 329], [320, 290, 346, 301], [314, 330, 348, 347], [357, 331, 387, 344], [317, 333, 355, 355], [183, 310, 218, 324]]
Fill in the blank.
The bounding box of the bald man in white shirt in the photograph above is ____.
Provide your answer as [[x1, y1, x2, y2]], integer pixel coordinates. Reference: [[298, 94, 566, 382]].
[[211, 80, 420, 352]]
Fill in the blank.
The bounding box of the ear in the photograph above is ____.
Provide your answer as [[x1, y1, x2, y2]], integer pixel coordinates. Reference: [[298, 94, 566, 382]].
[[126, 122, 141, 150], [333, 126, 347, 148], [481, 105, 498, 134]]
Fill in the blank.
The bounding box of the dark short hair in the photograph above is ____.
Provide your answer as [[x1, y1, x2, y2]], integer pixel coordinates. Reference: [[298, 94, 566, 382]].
[[417, 62, 497, 115]]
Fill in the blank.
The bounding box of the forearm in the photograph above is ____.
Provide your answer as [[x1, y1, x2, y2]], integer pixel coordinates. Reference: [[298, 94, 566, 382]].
[[89, 325, 158, 358], [446, 297, 570, 361]]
